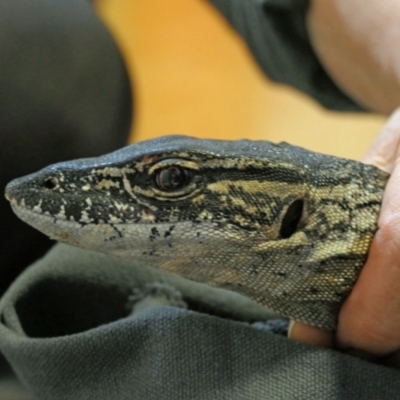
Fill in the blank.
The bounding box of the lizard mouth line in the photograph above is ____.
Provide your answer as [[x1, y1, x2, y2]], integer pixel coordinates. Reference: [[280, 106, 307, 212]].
[[10, 202, 158, 227], [11, 203, 80, 225], [10, 203, 104, 227]]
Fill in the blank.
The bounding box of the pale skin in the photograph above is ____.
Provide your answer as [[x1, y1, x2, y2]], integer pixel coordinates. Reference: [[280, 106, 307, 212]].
[[289, 0, 400, 365]]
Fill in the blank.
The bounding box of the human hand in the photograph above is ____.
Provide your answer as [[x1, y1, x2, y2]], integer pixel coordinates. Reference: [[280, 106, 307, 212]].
[[289, 108, 400, 366]]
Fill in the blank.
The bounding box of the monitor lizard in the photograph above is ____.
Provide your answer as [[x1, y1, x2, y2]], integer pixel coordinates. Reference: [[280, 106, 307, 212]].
[[4, 135, 389, 330]]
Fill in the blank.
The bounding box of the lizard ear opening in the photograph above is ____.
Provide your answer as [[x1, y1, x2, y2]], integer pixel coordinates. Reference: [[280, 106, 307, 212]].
[[279, 199, 304, 239]]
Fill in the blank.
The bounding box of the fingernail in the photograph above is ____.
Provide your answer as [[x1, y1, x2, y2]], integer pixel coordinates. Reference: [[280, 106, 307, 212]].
[[288, 319, 296, 338]]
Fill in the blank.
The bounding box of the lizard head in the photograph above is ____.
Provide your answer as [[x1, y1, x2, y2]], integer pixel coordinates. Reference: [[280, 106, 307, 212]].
[[5, 135, 310, 250], [5, 135, 389, 329]]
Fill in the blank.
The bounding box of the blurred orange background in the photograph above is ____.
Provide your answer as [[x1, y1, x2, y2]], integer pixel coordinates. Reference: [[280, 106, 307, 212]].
[[97, 0, 385, 160]]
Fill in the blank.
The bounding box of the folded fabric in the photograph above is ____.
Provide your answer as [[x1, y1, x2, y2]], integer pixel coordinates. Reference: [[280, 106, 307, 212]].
[[0, 244, 399, 399]]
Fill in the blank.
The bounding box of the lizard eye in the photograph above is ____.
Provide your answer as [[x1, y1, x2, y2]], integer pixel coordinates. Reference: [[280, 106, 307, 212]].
[[155, 166, 192, 192]]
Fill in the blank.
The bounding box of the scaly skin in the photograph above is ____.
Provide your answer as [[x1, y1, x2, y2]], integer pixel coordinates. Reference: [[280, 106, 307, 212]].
[[4, 135, 389, 329]]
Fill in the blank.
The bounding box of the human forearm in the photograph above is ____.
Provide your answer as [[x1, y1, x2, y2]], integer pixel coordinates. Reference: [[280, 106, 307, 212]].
[[308, 0, 400, 114]]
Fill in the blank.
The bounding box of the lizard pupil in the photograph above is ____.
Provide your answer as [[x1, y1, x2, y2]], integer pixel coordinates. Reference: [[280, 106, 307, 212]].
[[279, 199, 304, 239], [156, 166, 190, 191]]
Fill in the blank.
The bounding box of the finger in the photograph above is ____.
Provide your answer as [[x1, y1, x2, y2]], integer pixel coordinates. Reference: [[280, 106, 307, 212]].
[[288, 320, 334, 348], [337, 159, 400, 356], [292, 109, 400, 355], [362, 107, 400, 173]]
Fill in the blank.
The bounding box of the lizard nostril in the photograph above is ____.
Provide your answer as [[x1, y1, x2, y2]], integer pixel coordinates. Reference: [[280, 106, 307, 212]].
[[279, 199, 304, 239], [43, 177, 58, 190]]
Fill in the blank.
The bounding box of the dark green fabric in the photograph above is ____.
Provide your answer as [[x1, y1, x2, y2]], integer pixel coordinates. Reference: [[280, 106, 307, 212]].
[[1, 244, 399, 400]]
